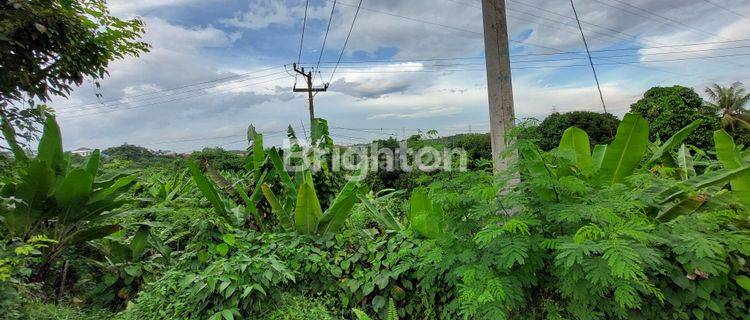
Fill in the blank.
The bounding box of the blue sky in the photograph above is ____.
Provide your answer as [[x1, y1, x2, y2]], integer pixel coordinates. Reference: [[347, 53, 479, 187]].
[[50, 0, 750, 152]]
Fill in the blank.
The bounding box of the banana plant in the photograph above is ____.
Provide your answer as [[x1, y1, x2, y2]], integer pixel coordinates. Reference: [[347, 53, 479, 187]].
[[261, 167, 365, 236], [187, 126, 269, 230], [88, 223, 170, 306], [0, 116, 139, 267], [714, 130, 750, 212], [140, 170, 193, 205], [520, 113, 750, 220], [357, 189, 405, 232]]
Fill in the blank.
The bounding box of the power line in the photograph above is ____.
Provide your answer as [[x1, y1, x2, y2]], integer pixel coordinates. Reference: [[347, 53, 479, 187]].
[[297, 0, 310, 65], [58, 75, 294, 119], [594, 0, 731, 40], [328, 0, 364, 85], [60, 65, 284, 110], [315, 0, 338, 81], [569, 0, 607, 113], [701, 0, 749, 19], [59, 70, 290, 114], [504, 0, 750, 69]]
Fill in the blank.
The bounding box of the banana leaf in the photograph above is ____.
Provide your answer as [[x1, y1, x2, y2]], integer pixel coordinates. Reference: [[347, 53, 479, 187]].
[[558, 126, 593, 170], [655, 165, 750, 205], [188, 161, 226, 216], [597, 113, 650, 184], [294, 182, 322, 235], [129, 225, 151, 260], [68, 224, 122, 246], [318, 171, 363, 234], [261, 184, 293, 230], [714, 130, 750, 211], [357, 194, 403, 231], [55, 169, 94, 223], [647, 120, 700, 166], [37, 116, 64, 172], [591, 144, 607, 172], [6, 160, 55, 232], [675, 144, 696, 181], [85, 149, 101, 177]]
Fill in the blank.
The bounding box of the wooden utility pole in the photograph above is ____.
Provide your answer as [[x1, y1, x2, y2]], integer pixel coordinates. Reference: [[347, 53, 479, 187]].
[[292, 63, 328, 126], [481, 0, 515, 173]]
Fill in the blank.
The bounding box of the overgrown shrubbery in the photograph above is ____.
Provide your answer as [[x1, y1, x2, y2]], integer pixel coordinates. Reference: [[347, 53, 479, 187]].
[[536, 111, 620, 151]]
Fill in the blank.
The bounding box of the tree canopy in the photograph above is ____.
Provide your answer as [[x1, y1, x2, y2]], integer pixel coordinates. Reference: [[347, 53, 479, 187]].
[[630, 85, 720, 149], [0, 0, 149, 157]]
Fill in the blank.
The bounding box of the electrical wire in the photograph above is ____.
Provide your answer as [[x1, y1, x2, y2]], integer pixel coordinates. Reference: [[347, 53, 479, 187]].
[[315, 0, 338, 83], [328, 0, 364, 85], [569, 0, 607, 113]]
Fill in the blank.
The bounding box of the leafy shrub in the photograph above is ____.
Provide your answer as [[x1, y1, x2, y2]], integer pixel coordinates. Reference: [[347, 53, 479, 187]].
[[536, 111, 620, 151], [119, 230, 433, 319], [415, 115, 750, 319], [630, 86, 720, 149], [189, 148, 246, 172]]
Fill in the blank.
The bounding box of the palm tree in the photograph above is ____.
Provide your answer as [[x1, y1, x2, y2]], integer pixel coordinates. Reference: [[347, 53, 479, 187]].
[[704, 82, 750, 133]]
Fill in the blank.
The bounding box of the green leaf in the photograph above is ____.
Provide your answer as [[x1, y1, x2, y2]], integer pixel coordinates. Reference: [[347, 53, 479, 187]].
[[317, 171, 363, 234], [372, 295, 386, 311], [294, 182, 322, 234], [4, 160, 55, 234], [221, 309, 234, 320], [215, 243, 229, 256], [68, 224, 121, 245], [124, 264, 142, 277], [656, 165, 750, 204], [37, 116, 64, 172], [591, 144, 607, 172], [356, 194, 403, 231], [129, 225, 150, 260], [268, 148, 295, 194], [714, 130, 750, 212], [261, 184, 293, 230], [188, 161, 226, 216], [736, 275, 750, 291], [55, 169, 94, 223], [675, 144, 696, 180], [54, 169, 93, 207], [558, 127, 593, 170], [85, 149, 101, 177], [408, 188, 444, 239], [88, 173, 138, 204], [647, 120, 701, 165], [519, 142, 557, 201], [597, 113, 650, 184], [222, 234, 235, 246]]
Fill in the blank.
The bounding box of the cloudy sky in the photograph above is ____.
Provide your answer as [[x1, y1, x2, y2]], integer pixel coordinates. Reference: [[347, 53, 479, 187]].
[[50, 0, 750, 152]]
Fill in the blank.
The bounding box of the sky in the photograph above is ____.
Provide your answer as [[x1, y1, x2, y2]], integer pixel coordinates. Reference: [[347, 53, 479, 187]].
[[48, 0, 750, 152]]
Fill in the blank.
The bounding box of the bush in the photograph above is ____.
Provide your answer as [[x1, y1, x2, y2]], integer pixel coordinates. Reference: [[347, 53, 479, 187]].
[[630, 86, 720, 149], [536, 111, 620, 151], [188, 148, 245, 172]]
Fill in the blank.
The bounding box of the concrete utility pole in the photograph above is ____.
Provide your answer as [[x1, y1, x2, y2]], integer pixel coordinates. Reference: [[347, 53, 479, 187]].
[[481, 0, 515, 173], [292, 63, 328, 126]]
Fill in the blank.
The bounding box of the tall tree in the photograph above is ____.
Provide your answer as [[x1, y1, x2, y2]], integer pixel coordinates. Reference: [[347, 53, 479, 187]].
[[630, 86, 721, 150], [704, 82, 750, 134], [0, 0, 149, 159]]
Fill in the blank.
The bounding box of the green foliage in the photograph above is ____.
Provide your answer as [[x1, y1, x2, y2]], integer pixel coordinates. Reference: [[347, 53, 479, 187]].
[[189, 148, 246, 172], [0, 0, 148, 151], [21, 301, 113, 320], [0, 117, 137, 268], [714, 130, 750, 212], [630, 85, 721, 149], [536, 111, 620, 151], [597, 113, 650, 184]]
